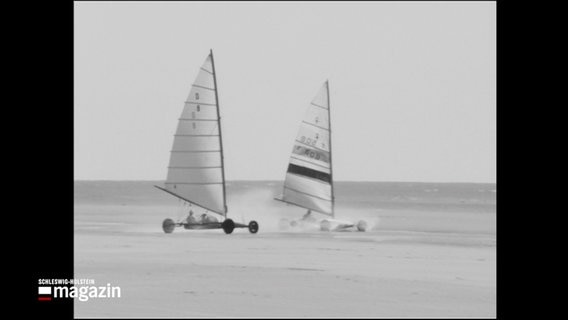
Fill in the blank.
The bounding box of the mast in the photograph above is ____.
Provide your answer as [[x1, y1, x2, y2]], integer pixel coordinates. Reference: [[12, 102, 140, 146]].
[[209, 49, 228, 218], [325, 80, 335, 218]]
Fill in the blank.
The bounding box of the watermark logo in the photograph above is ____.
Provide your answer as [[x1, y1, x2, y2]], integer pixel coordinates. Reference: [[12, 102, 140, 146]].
[[37, 279, 121, 302], [38, 286, 52, 301]]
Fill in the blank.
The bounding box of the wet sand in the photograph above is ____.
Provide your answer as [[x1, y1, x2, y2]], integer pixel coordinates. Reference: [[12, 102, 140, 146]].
[[74, 194, 496, 317]]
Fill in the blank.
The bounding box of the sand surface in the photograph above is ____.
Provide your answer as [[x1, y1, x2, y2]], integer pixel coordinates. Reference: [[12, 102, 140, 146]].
[[74, 181, 496, 317]]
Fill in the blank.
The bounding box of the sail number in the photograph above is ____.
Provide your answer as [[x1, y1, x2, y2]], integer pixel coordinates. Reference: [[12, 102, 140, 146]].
[[295, 144, 323, 161], [293, 144, 329, 163], [300, 136, 315, 146], [309, 150, 321, 160], [300, 135, 325, 149]]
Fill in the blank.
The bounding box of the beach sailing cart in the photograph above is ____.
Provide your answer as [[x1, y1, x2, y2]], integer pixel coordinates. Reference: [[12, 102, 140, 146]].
[[275, 81, 367, 232], [156, 50, 259, 235]]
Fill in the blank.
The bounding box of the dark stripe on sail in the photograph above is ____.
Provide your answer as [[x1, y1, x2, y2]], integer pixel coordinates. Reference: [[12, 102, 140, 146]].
[[287, 163, 331, 183]]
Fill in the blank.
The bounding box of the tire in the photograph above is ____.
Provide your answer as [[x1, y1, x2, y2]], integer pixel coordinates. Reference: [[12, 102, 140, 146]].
[[248, 220, 259, 234], [320, 219, 331, 231], [222, 218, 235, 234], [162, 218, 176, 234], [357, 220, 367, 232]]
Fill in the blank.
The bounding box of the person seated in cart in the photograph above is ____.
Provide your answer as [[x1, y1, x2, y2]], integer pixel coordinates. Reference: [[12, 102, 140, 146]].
[[200, 212, 219, 223], [185, 209, 219, 224], [186, 210, 198, 224]]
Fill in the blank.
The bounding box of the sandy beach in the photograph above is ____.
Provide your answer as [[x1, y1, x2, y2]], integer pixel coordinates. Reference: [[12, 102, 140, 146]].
[[74, 181, 496, 318]]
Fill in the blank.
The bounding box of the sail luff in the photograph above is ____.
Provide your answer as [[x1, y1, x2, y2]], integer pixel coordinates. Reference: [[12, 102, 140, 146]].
[[209, 49, 228, 218], [325, 80, 335, 218]]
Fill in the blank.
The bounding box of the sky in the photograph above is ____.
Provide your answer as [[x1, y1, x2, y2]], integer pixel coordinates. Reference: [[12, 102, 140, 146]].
[[74, 1, 496, 183]]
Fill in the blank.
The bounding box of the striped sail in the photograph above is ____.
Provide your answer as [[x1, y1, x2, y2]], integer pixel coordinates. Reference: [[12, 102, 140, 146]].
[[163, 52, 227, 216], [281, 81, 334, 216]]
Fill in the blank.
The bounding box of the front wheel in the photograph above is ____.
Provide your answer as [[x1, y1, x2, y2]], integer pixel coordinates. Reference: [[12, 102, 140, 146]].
[[357, 220, 368, 232], [248, 220, 259, 234], [222, 219, 235, 234], [162, 218, 176, 234]]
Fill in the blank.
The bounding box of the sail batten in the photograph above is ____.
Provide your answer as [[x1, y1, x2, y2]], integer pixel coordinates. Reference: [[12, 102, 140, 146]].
[[310, 102, 328, 110], [179, 118, 218, 121], [200, 67, 214, 75], [161, 52, 227, 216], [280, 82, 334, 217], [184, 101, 217, 106], [191, 84, 216, 91], [302, 121, 330, 131]]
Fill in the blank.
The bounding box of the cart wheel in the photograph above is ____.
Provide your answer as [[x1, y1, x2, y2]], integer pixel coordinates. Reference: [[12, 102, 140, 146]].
[[222, 219, 235, 234], [248, 220, 259, 234], [357, 220, 368, 232], [162, 218, 175, 234]]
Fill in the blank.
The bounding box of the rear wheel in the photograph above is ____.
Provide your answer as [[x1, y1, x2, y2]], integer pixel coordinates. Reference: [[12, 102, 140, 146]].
[[248, 220, 259, 234], [162, 218, 175, 234], [320, 219, 331, 231], [222, 219, 235, 234], [357, 220, 368, 232]]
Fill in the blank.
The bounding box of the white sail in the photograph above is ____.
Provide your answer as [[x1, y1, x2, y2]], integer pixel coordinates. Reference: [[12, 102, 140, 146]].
[[163, 52, 226, 216], [280, 81, 334, 216]]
